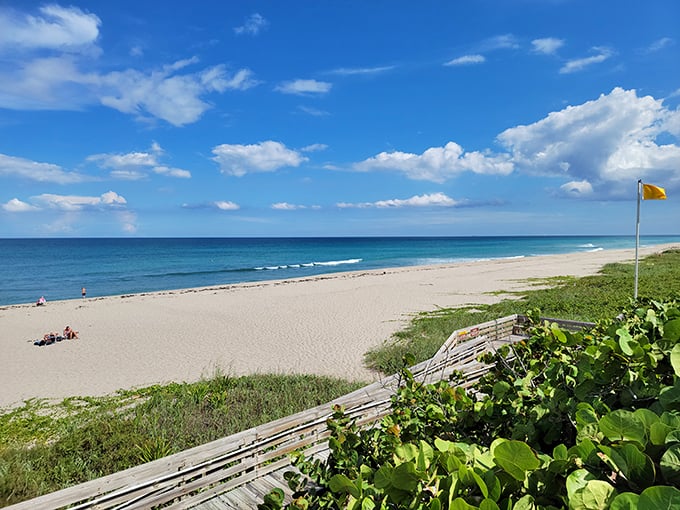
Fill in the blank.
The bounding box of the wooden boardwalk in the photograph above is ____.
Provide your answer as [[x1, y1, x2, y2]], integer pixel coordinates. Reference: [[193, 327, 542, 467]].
[[5, 315, 593, 510]]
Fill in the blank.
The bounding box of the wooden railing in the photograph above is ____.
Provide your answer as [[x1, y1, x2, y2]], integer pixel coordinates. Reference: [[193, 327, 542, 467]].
[[5, 314, 593, 509]]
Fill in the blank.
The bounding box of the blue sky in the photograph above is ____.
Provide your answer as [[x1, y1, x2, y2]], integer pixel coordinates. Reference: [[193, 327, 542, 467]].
[[0, 1, 679, 237]]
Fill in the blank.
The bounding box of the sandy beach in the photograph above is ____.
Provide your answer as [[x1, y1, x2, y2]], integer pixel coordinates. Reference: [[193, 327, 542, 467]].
[[1, 244, 677, 409]]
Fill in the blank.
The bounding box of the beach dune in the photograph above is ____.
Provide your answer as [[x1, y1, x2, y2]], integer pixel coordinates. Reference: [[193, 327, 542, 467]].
[[1, 245, 676, 408]]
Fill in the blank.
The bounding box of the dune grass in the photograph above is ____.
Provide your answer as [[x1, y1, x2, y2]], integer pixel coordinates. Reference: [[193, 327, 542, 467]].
[[364, 248, 680, 375], [0, 373, 363, 506]]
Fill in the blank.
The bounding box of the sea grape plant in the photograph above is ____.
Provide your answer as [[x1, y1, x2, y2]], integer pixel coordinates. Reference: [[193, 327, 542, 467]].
[[259, 298, 680, 509]]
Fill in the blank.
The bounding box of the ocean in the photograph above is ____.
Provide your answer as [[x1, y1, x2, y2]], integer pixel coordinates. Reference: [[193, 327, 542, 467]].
[[1, 236, 678, 306]]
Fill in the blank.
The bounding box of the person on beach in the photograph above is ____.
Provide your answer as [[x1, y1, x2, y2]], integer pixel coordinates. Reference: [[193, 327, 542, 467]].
[[63, 326, 78, 339], [36, 296, 46, 306], [81, 287, 86, 298]]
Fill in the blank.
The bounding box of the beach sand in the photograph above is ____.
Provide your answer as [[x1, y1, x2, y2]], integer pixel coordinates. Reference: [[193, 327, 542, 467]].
[[1, 244, 677, 408]]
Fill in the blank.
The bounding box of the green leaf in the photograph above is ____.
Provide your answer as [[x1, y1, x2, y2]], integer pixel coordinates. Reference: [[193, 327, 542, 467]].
[[638, 485, 680, 510], [610, 492, 640, 510], [617, 327, 636, 356], [598, 410, 646, 445], [361, 497, 376, 510], [450, 498, 477, 510], [553, 443, 568, 460], [513, 494, 536, 510], [664, 319, 680, 341], [493, 381, 511, 399], [570, 480, 617, 510], [329, 474, 360, 499], [392, 461, 421, 492], [661, 444, 680, 485], [492, 440, 540, 481], [566, 469, 598, 501], [660, 382, 680, 411], [608, 443, 656, 489], [374, 465, 394, 489], [650, 421, 673, 445], [479, 499, 501, 510], [672, 344, 680, 376], [429, 498, 442, 510], [417, 440, 434, 471]]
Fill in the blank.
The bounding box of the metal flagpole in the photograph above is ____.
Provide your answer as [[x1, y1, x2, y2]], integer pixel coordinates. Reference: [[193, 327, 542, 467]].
[[634, 179, 641, 299]]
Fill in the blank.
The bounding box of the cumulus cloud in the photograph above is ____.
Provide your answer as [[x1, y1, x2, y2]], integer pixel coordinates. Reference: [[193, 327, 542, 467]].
[[275, 79, 332, 95], [497, 87, 680, 195], [560, 180, 593, 196], [354, 142, 513, 183], [32, 191, 126, 211], [0, 6, 258, 124], [2, 198, 39, 212], [559, 47, 613, 74], [87, 143, 192, 179], [350, 88, 679, 198], [234, 13, 268, 36], [0, 4, 100, 53], [0, 153, 87, 183], [98, 61, 259, 126], [337, 192, 459, 209], [531, 38, 564, 55], [214, 201, 240, 210], [444, 54, 485, 66], [212, 141, 308, 177]]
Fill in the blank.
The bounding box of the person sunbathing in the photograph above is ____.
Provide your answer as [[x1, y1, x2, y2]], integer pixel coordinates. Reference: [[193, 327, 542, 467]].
[[63, 326, 78, 339]]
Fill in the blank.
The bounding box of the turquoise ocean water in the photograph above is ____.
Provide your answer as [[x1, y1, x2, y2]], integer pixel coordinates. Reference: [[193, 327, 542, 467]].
[[1, 236, 678, 306]]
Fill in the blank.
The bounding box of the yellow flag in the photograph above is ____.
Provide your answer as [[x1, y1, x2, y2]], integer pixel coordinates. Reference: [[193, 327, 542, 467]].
[[642, 183, 667, 200]]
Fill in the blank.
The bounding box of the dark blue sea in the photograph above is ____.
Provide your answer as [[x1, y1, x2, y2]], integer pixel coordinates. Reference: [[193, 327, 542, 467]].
[[1, 236, 678, 306]]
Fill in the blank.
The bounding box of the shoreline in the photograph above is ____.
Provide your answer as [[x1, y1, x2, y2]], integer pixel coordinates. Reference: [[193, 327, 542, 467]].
[[1, 243, 678, 409]]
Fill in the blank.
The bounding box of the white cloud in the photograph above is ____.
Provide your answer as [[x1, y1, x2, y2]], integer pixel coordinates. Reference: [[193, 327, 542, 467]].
[[497, 87, 680, 194], [480, 34, 520, 51], [560, 180, 593, 196], [354, 142, 513, 183], [0, 5, 257, 124], [275, 79, 332, 95], [234, 13, 268, 36], [645, 37, 674, 53], [32, 191, 126, 211], [98, 62, 258, 126], [2, 198, 39, 212], [298, 106, 330, 117], [272, 202, 306, 210], [531, 38, 564, 55], [337, 192, 459, 209], [87, 144, 191, 179], [212, 141, 308, 177], [153, 166, 191, 179], [444, 55, 485, 66], [214, 201, 240, 210], [559, 47, 613, 74], [0, 153, 86, 183], [328, 66, 395, 76], [0, 4, 100, 52], [301, 143, 328, 153]]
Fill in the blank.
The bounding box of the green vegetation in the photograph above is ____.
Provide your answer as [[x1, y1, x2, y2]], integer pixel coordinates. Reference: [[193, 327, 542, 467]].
[[0, 373, 363, 506], [262, 298, 680, 509], [365, 249, 680, 375]]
